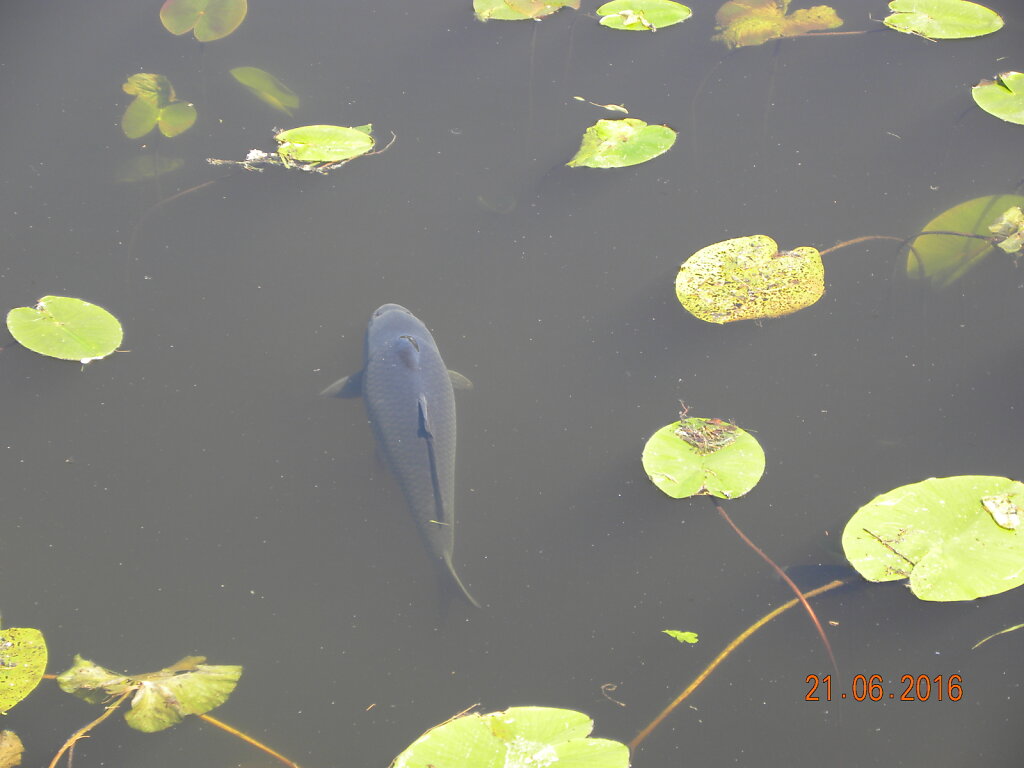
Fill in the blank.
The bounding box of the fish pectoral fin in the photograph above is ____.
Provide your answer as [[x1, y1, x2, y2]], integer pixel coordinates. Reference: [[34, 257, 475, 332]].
[[417, 394, 435, 439], [319, 370, 364, 398], [448, 370, 473, 390]]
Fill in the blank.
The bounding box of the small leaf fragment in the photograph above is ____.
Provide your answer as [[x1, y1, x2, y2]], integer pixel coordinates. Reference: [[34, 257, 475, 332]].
[[662, 630, 699, 644]]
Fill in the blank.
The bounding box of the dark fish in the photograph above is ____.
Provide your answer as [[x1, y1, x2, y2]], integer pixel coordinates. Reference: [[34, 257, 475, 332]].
[[322, 304, 480, 608]]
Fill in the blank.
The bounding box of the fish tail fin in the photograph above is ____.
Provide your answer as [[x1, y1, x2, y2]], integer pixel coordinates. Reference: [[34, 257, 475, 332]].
[[442, 555, 482, 609]]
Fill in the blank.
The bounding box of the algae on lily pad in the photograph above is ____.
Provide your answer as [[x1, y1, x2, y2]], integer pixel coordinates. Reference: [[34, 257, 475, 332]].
[[597, 0, 692, 31], [474, 0, 579, 21], [676, 235, 824, 323], [121, 73, 196, 139], [0, 627, 48, 714], [230, 66, 299, 115], [883, 0, 1003, 39], [713, 0, 842, 49], [391, 706, 629, 768], [567, 118, 676, 168], [843, 476, 1024, 601], [275, 124, 375, 165], [160, 0, 247, 41], [7, 296, 123, 363], [58, 655, 242, 733], [642, 418, 765, 499], [972, 72, 1024, 125], [906, 194, 1024, 288]]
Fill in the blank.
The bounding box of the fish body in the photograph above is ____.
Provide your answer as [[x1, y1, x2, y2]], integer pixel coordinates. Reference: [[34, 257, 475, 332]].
[[323, 304, 479, 608]]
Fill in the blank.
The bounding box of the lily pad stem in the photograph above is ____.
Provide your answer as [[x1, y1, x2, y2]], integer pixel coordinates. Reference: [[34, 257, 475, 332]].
[[198, 713, 304, 768], [712, 499, 838, 676], [628, 578, 847, 752], [48, 688, 133, 768]]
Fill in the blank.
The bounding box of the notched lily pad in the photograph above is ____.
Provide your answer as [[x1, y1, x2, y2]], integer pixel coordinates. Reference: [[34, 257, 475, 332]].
[[597, 0, 692, 31], [972, 72, 1024, 125], [391, 706, 629, 768], [843, 476, 1024, 601], [474, 0, 579, 21], [676, 235, 824, 323], [0, 628, 48, 714], [883, 0, 1003, 39], [567, 118, 676, 168], [6, 296, 123, 363], [642, 413, 765, 499], [160, 0, 248, 41], [713, 0, 842, 48]]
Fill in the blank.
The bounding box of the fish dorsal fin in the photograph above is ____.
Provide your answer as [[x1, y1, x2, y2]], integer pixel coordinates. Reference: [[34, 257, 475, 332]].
[[319, 370, 363, 398], [417, 393, 434, 439], [397, 335, 421, 370]]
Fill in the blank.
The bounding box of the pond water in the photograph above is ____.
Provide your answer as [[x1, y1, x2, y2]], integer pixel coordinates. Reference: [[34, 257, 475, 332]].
[[2, 1, 1023, 766]]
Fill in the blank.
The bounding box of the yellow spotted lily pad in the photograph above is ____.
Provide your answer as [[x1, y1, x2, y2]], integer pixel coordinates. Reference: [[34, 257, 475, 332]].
[[676, 235, 825, 323]]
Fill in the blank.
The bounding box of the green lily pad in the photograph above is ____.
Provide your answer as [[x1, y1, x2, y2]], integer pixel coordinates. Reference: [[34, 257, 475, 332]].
[[159, 0, 247, 41], [391, 707, 629, 768], [972, 72, 1024, 125], [883, 0, 1003, 39], [906, 194, 1024, 288], [676, 235, 824, 323], [567, 118, 676, 168], [121, 74, 196, 139], [0, 628, 47, 714], [275, 124, 375, 165], [663, 630, 699, 644], [597, 0, 692, 31], [7, 296, 123, 363], [713, 0, 843, 49], [57, 655, 242, 733], [473, 0, 579, 21], [230, 66, 299, 115], [842, 476, 1024, 601], [642, 418, 765, 499]]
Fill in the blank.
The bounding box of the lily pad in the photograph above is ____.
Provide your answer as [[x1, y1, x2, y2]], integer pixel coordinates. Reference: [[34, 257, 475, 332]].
[[906, 194, 1024, 288], [676, 235, 825, 323], [7, 296, 123, 363], [597, 0, 692, 31], [842, 476, 1024, 601], [474, 0, 579, 21], [972, 72, 1024, 125], [391, 707, 629, 768], [275, 124, 375, 165], [159, 0, 247, 42], [230, 66, 299, 115], [0, 628, 47, 714], [0, 731, 23, 768], [567, 118, 676, 168], [57, 655, 243, 733], [883, 0, 1003, 39], [713, 0, 843, 49], [121, 73, 196, 139], [642, 418, 765, 499]]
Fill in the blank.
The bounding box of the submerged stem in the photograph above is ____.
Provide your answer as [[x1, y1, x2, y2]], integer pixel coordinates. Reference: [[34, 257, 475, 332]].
[[628, 578, 847, 751], [48, 689, 132, 768], [198, 713, 304, 768]]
